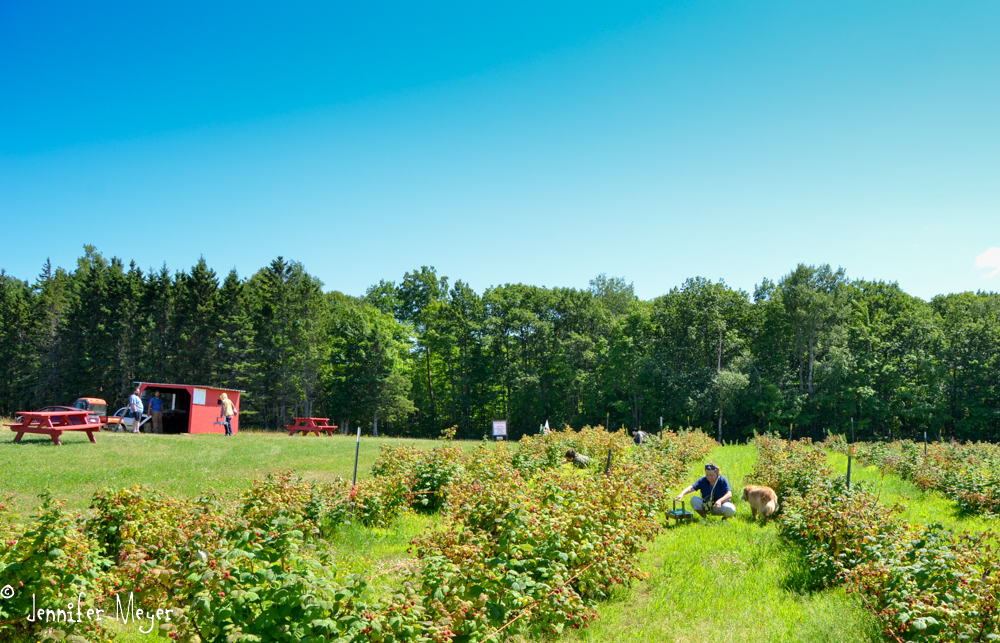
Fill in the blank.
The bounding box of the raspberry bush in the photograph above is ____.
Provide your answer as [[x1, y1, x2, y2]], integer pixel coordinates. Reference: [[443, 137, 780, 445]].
[[1, 427, 714, 643]]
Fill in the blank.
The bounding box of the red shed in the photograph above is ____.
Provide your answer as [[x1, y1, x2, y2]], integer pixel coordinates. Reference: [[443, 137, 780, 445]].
[[135, 382, 243, 434]]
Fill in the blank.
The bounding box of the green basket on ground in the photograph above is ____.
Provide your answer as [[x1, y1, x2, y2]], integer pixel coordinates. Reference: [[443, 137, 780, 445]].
[[666, 498, 693, 525]]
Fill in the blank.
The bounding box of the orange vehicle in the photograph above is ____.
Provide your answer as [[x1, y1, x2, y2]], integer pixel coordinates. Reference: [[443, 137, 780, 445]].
[[72, 397, 123, 430]]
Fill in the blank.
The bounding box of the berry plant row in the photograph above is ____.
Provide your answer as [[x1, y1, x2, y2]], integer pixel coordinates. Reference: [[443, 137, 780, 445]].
[[0, 427, 715, 643], [749, 435, 1000, 642]]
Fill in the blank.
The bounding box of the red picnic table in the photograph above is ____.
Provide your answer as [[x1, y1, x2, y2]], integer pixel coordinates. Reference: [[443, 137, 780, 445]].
[[6, 410, 101, 446], [285, 417, 339, 436]]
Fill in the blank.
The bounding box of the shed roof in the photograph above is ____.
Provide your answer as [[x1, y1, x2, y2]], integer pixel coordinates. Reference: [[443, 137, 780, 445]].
[[134, 381, 246, 393]]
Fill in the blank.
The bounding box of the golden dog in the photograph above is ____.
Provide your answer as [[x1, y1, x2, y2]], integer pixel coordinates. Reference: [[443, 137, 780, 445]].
[[742, 485, 779, 524]]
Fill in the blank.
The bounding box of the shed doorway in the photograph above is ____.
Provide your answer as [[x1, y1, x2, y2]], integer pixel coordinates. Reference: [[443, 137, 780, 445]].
[[142, 386, 192, 434]]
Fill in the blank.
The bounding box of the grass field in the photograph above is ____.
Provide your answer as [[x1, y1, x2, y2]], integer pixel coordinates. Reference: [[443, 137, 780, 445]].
[[0, 424, 472, 512], [4, 430, 995, 642]]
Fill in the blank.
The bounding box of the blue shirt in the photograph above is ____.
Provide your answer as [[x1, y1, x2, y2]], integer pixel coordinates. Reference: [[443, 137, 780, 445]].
[[129, 393, 143, 413], [691, 475, 731, 503], [148, 397, 163, 412]]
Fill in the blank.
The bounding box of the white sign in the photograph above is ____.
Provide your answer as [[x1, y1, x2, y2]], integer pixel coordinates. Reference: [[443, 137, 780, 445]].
[[193, 388, 207, 405], [492, 419, 507, 436]]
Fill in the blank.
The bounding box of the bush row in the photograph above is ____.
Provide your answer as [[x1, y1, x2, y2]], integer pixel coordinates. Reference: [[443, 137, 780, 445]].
[[1, 474, 425, 643], [745, 434, 835, 508], [751, 435, 1000, 641], [826, 436, 1000, 517], [1, 427, 714, 643]]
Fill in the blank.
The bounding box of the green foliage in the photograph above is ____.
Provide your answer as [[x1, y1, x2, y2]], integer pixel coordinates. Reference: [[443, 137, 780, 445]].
[[0, 493, 115, 641], [405, 427, 714, 641], [0, 272, 35, 409], [239, 471, 328, 537], [1, 428, 715, 643], [407, 448, 464, 514], [746, 434, 834, 506], [827, 437, 1000, 517], [755, 436, 1000, 641], [509, 425, 633, 476], [88, 485, 198, 560], [846, 526, 1000, 643], [371, 444, 466, 513], [2, 252, 999, 443], [215, 269, 256, 395], [172, 258, 221, 383], [340, 475, 412, 529], [932, 292, 1000, 439], [779, 478, 908, 587], [326, 297, 416, 426], [8, 482, 429, 643]]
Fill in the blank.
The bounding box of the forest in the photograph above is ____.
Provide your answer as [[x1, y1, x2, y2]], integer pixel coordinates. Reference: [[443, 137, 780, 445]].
[[0, 246, 997, 442]]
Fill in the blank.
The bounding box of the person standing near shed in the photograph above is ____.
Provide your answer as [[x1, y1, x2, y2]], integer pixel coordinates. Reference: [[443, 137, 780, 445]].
[[219, 392, 236, 436], [148, 390, 164, 433], [128, 388, 144, 434]]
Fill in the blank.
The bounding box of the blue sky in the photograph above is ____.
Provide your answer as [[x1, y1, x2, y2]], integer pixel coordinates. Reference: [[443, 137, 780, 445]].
[[2, 1, 998, 299]]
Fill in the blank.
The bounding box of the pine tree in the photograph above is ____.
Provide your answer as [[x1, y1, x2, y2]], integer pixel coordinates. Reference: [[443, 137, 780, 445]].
[[59, 247, 141, 405], [173, 257, 220, 383], [215, 269, 256, 414], [141, 265, 176, 383], [247, 257, 325, 428], [28, 259, 73, 406], [0, 271, 33, 413]]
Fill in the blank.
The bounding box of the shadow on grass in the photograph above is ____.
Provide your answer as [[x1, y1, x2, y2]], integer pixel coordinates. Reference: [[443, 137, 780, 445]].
[[778, 546, 826, 594], [3, 436, 95, 447]]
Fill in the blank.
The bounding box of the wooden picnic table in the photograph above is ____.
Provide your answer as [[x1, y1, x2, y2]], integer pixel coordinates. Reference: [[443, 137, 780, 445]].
[[6, 411, 101, 446], [285, 417, 339, 436]]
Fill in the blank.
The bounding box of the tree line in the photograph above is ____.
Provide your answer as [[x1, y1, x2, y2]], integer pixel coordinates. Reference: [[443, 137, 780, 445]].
[[1, 247, 997, 442]]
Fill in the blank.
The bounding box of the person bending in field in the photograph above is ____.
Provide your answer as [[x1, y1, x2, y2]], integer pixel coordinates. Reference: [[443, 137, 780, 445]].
[[673, 463, 736, 520], [564, 449, 592, 468]]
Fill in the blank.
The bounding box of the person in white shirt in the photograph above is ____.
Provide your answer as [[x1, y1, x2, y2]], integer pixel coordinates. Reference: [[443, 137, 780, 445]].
[[219, 392, 236, 436], [128, 388, 144, 434]]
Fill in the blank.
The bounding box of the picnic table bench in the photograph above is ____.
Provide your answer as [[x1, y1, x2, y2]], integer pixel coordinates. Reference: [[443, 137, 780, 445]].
[[6, 411, 101, 446], [285, 417, 339, 436]]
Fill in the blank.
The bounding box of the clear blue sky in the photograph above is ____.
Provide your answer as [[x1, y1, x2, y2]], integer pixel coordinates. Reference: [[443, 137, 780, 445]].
[[2, 1, 998, 300]]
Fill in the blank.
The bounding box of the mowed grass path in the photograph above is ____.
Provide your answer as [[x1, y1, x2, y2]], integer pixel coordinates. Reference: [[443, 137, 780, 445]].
[[0, 424, 468, 512], [561, 445, 883, 643], [825, 451, 997, 532], [564, 445, 998, 643]]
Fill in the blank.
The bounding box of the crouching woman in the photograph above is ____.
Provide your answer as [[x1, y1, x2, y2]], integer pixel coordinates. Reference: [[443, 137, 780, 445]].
[[673, 463, 736, 520]]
